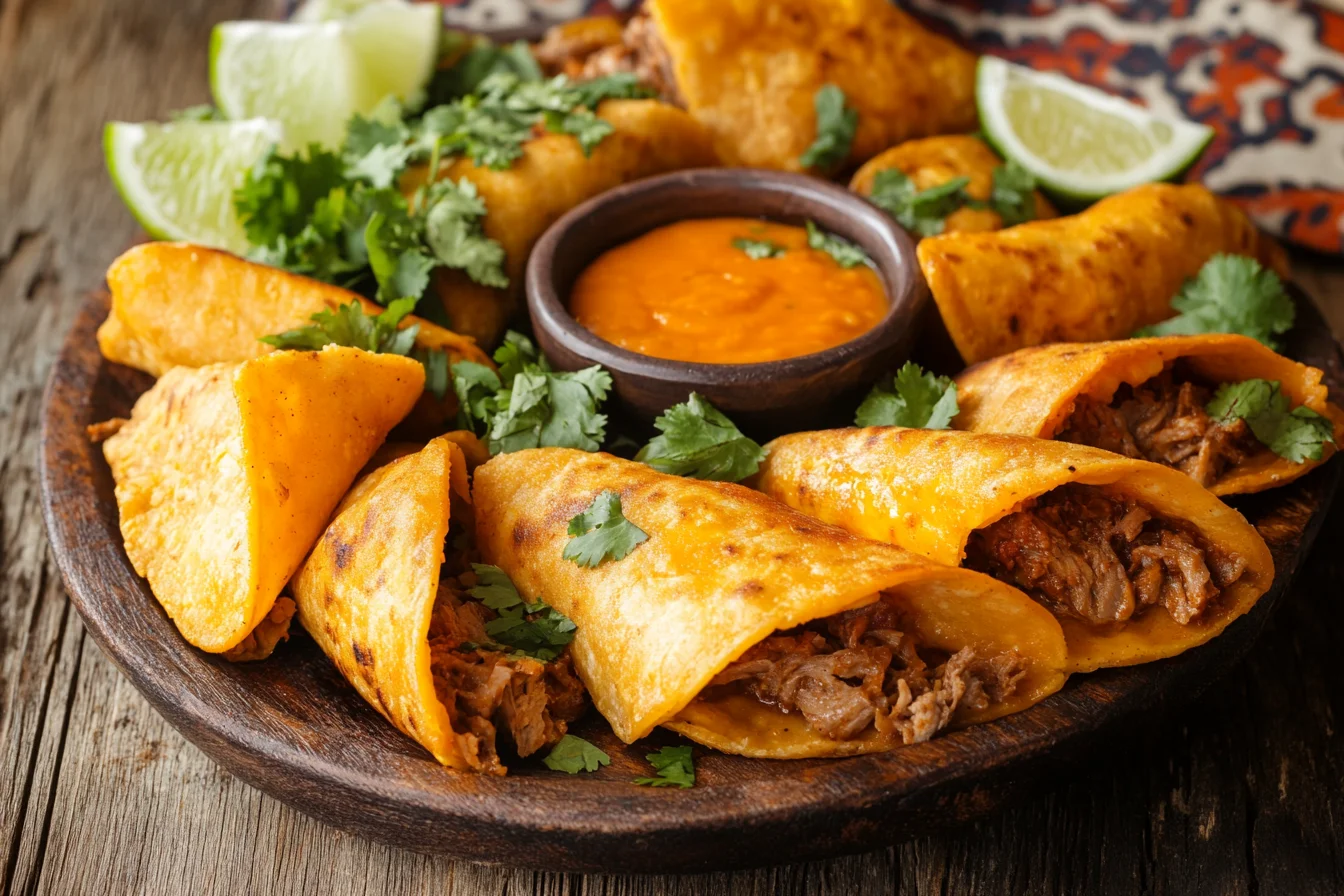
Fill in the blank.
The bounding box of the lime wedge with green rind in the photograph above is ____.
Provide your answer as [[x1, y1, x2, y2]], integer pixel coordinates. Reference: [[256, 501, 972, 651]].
[[976, 56, 1214, 203], [104, 118, 281, 253]]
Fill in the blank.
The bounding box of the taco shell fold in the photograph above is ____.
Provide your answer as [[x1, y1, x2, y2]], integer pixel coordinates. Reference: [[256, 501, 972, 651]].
[[954, 334, 1343, 496], [100, 346, 424, 654], [473, 448, 1067, 758], [755, 427, 1275, 672]]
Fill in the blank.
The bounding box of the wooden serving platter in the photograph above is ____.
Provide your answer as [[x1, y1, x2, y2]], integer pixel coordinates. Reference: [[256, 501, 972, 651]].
[[39, 288, 1343, 874]]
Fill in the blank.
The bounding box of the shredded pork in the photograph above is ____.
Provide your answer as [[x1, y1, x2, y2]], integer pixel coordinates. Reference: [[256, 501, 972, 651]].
[[965, 485, 1248, 627], [706, 601, 1026, 745], [427, 587, 586, 776], [1058, 369, 1259, 487], [566, 10, 684, 106]]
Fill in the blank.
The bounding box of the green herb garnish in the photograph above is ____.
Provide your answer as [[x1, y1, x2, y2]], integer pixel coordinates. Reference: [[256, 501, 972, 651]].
[[633, 745, 695, 788], [867, 170, 975, 238], [465, 563, 576, 662], [805, 220, 871, 269], [563, 490, 649, 568], [1206, 379, 1335, 463], [1136, 255, 1294, 349], [855, 362, 960, 429], [987, 160, 1038, 227], [543, 735, 611, 774], [636, 393, 765, 482], [732, 237, 787, 260], [799, 84, 857, 172]]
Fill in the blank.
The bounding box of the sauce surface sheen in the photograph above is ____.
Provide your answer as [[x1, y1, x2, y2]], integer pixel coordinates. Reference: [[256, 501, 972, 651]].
[[569, 218, 888, 364]]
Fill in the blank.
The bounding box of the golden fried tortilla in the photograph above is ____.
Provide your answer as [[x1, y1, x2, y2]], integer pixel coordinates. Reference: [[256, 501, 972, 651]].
[[100, 346, 423, 655], [755, 427, 1275, 672], [420, 98, 718, 346], [473, 448, 1067, 759], [954, 335, 1343, 496], [916, 183, 1290, 364], [645, 0, 978, 171], [850, 135, 1057, 235]]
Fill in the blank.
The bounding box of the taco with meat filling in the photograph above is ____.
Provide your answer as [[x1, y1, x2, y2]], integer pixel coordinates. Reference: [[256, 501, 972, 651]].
[[473, 448, 1068, 759], [754, 427, 1276, 673]]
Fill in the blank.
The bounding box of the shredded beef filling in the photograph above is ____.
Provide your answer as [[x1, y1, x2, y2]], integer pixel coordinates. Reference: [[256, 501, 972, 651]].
[[426, 587, 586, 776], [964, 484, 1248, 627], [1057, 369, 1259, 487], [705, 600, 1026, 745], [560, 10, 684, 106]]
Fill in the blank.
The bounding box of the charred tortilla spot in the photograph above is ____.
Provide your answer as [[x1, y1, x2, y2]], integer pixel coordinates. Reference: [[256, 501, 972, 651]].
[[734, 580, 765, 597], [723, 543, 740, 555], [333, 541, 353, 571], [512, 519, 536, 547], [1008, 314, 1020, 334], [352, 641, 374, 667]]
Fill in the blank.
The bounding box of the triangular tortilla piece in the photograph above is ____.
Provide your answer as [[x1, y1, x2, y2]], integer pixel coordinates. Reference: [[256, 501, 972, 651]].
[[755, 427, 1276, 672], [954, 334, 1343, 496], [101, 346, 424, 653], [473, 448, 1067, 759]]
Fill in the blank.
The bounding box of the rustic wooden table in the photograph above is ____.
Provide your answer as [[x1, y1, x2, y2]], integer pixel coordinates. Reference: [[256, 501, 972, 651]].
[[4, 1, 1344, 893]]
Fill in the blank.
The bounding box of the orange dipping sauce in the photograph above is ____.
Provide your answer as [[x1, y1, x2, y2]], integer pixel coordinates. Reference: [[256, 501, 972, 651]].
[[569, 218, 888, 364]]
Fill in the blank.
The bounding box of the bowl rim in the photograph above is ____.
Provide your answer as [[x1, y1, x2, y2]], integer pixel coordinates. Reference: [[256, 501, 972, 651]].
[[525, 167, 926, 387]]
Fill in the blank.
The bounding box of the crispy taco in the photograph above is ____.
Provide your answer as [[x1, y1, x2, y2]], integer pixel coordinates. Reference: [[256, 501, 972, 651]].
[[547, 0, 977, 172], [850, 135, 1057, 235], [98, 346, 424, 657], [291, 436, 586, 774], [954, 335, 1343, 496], [754, 427, 1276, 673], [473, 448, 1067, 759], [419, 98, 718, 345], [915, 183, 1290, 364]]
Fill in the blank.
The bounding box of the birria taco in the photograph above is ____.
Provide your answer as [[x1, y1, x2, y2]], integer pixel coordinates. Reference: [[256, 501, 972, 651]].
[[916, 183, 1289, 364], [473, 448, 1068, 759], [954, 335, 1343, 496], [97, 346, 423, 658], [542, 0, 978, 172], [291, 436, 587, 774], [754, 427, 1275, 673]]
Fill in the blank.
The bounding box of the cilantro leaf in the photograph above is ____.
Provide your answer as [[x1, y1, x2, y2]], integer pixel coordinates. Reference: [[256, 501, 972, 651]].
[[1206, 379, 1335, 463], [463, 563, 576, 661], [805, 220, 871, 269], [635, 393, 766, 482], [563, 491, 649, 568], [451, 360, 504, 429], [234, 144, 349, 262], [421, 179, 508, 288], [799, 84, 857, 172], [855, 362, 960, 429], [867, 170, 975, 238], [494, 330, 546, 382], [633, 745, 695, 788], [1136, 255, 1294, 349], [467, 563, 525, 610], [543, 735, 611, 774], [987, 160, 1038, 227], [732, 237, 787, 260], [426, 38, 543, 103]]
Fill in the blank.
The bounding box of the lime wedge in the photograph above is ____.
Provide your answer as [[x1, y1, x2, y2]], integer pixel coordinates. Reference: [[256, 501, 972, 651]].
[[292, 0, 385, 22], [104, 119, 281, 253], [209, 1, 440, 149], [976, 56, 1213, 202]]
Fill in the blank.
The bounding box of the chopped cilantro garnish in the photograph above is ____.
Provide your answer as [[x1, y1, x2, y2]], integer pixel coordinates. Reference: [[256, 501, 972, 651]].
[[987, 160, 1038, 227], [855, 362, 959, 429], [805, 220, 871, 269], [259, 299, 449, 398], [1206, 379, 1335, 463], [867, 170, 975, 238], [543, 735, 611, 774], [731, 237, 787, 260], [464, 563, 576, 662], [633, 745, 695, 788], [451, 331, 612, 455], [563, 491, 649, 568], [1136, 255, 1294, 349], [798, 84, 857, 172], [426, 38, 544, 104], [635, 393, 765, 482]]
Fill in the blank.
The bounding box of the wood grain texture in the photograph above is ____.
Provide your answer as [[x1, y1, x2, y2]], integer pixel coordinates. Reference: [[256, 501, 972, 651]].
[[3, 0, 1344, 892]]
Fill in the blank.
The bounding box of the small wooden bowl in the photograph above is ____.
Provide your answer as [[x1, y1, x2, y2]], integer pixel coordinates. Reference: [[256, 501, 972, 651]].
[[525, 168, 927, 437]]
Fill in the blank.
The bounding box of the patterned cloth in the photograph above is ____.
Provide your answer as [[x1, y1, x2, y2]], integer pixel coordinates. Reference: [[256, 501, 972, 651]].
[[423, 0, 1344, 252]]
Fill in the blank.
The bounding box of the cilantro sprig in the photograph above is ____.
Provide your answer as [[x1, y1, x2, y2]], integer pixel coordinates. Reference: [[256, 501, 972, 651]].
[[987, 160, 1038, 227], [805, 220, 871, 269], [799, 84, 857, 172], [636, 393, 765, 482], [260, 298, 449, 398], [563, 491, 649, 568], [633, 745, 695, 788], [855, 362, 960, 429], [543, 735, 611, 774], [866, 159, 1038, 237], [1206, 379, 1335, 463], [732, 237, 787, 260], [464, 564, 576, 662], [1137, 255, 1294, 349], [452, 331, 612, 455]]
